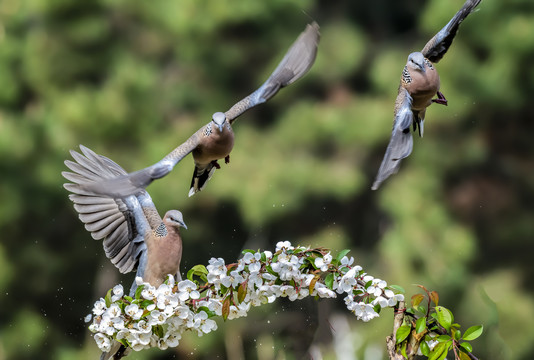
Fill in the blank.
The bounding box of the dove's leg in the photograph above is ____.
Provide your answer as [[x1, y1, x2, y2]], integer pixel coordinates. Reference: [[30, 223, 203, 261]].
[[432, 91, 448, 106], [211, 160, 221, 169]]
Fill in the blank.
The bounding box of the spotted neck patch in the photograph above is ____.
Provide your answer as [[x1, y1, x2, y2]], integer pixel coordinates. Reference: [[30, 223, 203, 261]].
[[402, 66, 412, 84], [203, 123, 213, 137], [154, 222, 168, 238], [424, 58, 434, 70]]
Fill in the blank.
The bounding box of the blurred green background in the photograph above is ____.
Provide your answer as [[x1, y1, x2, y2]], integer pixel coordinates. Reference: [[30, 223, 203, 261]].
[[1, 0, 533, 359]]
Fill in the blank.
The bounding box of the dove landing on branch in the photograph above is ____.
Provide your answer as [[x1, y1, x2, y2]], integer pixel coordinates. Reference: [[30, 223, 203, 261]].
[[372, 0, 481, 190], [83, 22, 320, 198], [63, 146, 189, 359], [62, 145, 187, 292]]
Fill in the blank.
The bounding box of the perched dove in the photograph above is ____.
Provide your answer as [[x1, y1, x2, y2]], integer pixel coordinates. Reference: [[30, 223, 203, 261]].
[[63, 146, 189, 359], [372, 0, 481, 190], [63, 145, 187, 292], [83, 22, 320, 198]]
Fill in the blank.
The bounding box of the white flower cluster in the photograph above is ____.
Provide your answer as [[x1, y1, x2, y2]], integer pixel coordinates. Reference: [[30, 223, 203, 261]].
[[87, 241, 404, 353]]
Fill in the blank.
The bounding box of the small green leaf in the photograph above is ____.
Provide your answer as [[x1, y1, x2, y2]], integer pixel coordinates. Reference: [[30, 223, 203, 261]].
[[436, 335, 451, 342], [411, 293, 425, 307], [123, 296, 133, 302], [242, 249, 256, 254], [413, 305, 425, 314], [460, 341, 473, 353], [307, 256, 318, 269], [415, 316, 427, 334], [401, 340, 408, 359], [197, 306, 217, 318], [222, 296, 230, 321], [154, 325, 164, 338], [265, 265, 277, 277], [335, 249, 351, 262], [462, 325, 483, 341], [435, 306, 453, 331], [116, 338, 129, 347], [452, 328, 461, 341], [187, 264, 208, 281], [389, 285, 405, 294], [134, 285, 145, 300], [428, 342, 447, 360], [105, 288, 113, 307], [396, 325, 411, 344], [458, 352, 471, 360], [325, 273, 334, 290], [140, 299, 153, 308], [420, 340, 430, 356]]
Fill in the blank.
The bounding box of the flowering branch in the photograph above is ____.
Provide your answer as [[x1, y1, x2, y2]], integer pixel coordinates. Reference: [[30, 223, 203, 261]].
[[87, 241, 404, 354]]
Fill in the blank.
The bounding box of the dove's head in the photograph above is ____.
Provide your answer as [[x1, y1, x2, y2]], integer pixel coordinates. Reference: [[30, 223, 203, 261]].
[[211, 112, 227, 132], [164, 210, 187, 230], [407, 52, 428, 73]]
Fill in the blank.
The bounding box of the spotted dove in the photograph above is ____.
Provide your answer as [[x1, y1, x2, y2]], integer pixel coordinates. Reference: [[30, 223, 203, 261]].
[[82, 22, 320, 198], [62, 145, 187, 293], [372, 0, 481, 190]]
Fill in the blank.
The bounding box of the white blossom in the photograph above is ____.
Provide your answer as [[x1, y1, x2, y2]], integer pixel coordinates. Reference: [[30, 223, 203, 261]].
[[111, 285, 124, 302], [243, 252, 262, 272], [92, 298, 107, 316], [275, 241, 293, 251], [125, 304, 143, 320], [177, 280, 200, 301], [94, 333, 111, 352], [314, 253, 332, 271], [221, 270, 245, 288], [340, 256, 355, 267]]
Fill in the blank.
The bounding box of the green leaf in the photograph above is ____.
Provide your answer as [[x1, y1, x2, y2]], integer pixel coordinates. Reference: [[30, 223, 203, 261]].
[[459, 352, 471, 360], [116, 338, 129, 347], [411, 293, 425, 307], [420, 340, 430, 356], [187, 264, 208, 282], [428, 342, 447, 360], [389, 285, 405, 294], [197, 306, 217, 318], [460, 341, 473, 353], [335, 249, 351, 262], [436, 335, 451, 342], [265, 265, 277, 277], [396, 325, 411, 344], [134, 285, 145, 300], [124, 295, 133, 302], [242, 249, 256, 254], [435, 306, 453, 332], [140, 299, 154, 308], [325, 273, 334, 290], [401, 340, 408, 359], [104, 288, 113, 307], [415, 316, 427, 334], [462, 325, 483, 341], [452, 328, 461, 341], [154, 325, 164, 338]]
